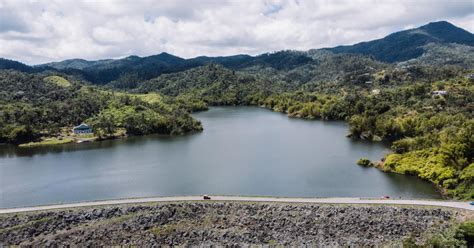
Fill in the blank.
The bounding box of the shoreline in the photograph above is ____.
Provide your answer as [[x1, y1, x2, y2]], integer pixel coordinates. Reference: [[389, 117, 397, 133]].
[[5, 106, 466, 201]]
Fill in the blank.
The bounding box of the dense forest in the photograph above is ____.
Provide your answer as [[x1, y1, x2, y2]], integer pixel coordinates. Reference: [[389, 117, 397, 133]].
[[0, 70, 202, 144], [0, 21, 473, 199]]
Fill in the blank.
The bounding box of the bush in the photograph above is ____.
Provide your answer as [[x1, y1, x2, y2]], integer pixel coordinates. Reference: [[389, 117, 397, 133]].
[[6, 125, 35, 144], [357, 157, 373, 167], [457, 222, 474, 247]]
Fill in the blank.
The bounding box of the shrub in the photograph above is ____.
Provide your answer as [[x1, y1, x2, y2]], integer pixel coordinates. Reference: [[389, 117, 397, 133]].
[[457, 222, 474, 247], [357, 157, 373, 167]]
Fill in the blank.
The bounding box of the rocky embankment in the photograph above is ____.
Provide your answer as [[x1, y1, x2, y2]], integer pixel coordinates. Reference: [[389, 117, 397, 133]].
[[0, 202, 462, 246]]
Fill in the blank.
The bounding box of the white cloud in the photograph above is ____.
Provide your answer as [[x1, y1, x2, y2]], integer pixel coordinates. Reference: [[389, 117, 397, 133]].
[[0, 0, 472, 64]]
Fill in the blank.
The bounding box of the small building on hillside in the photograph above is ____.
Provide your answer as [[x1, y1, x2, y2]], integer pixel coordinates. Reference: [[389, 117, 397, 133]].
[[432, 90, 447, 96], [72, 123, 93, 135]]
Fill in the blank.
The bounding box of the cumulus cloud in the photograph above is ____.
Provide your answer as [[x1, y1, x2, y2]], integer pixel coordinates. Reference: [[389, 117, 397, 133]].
[[0, 0, 472, 64]]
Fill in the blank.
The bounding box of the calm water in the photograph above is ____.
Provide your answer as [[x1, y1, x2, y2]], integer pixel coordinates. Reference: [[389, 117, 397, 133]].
[[0, 107, 440, 208]]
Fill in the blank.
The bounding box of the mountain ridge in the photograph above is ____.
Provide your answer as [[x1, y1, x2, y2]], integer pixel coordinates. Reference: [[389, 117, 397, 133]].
[[31, 21, 473, 69], [1, 21, 472, 86], [326, 21, 474, 62]]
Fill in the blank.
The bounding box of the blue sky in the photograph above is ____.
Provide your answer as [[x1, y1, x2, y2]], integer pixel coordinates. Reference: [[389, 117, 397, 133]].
[[0, 0, 472, 64]]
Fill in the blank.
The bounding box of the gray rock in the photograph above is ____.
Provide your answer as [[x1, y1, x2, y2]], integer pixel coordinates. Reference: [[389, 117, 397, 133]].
[[0, 202, 458, 247]]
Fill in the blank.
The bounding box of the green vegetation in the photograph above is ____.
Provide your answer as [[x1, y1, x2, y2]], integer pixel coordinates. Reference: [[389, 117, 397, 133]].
[[403, 221, 474, 247], [458, 221, 474, 246], [43, 75, 71, 87], [356, 158, 373, 167], [0, 71, 202, 144], [18, 137, 74, 148]]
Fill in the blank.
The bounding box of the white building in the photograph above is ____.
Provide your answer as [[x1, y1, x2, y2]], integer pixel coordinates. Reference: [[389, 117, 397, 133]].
[[432, 90, 447, 96]]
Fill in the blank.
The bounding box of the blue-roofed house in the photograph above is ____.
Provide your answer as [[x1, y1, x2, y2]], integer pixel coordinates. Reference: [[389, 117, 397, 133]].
[[72, 123, 93, 135]]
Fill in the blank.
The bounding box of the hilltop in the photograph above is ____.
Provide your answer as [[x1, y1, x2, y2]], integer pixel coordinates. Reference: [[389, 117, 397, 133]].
[[326, 21, 474, 62]]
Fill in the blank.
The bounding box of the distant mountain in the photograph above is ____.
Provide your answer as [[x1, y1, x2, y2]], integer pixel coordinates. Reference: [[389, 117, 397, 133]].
[[137, 64, 242, 96], [36, 51, 313, 87], [134, 64, 284, 106], [136, 53, 387, 96], [189, 51, 312, 70], [189, 55, 254, 68], [326, 21, 474, 62], [37, 52, 199, 85], [40, 58, 115, 70], [0, 58, 34, 72], [399, 43, 474, 67], [2, 20, 472, 87]]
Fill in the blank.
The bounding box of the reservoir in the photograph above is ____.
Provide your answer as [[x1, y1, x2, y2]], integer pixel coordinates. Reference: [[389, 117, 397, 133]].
[[0, 107, 440, 208]]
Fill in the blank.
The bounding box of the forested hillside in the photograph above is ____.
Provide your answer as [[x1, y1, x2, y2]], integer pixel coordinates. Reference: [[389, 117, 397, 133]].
[[327, 21, 474, 63], [0, 70, 202, 144], [37, 51, 313, 88], [0, 58, 35, 72]]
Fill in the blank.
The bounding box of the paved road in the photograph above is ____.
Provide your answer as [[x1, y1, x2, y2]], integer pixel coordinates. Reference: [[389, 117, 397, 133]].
[[0, 196, 472, 214]]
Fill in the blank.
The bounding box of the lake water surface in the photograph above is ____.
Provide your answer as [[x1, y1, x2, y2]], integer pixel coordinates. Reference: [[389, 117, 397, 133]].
[[0, 107, 440, 208]]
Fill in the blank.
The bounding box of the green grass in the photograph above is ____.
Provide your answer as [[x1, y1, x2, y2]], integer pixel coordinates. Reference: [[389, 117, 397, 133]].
[[73, 133, 96, 138], [95, 90, 172, 111], [134, 93, 163, 104], [43, 75, 71, 87], [19, 137, 73, 147], [98, 90, 163, 104]]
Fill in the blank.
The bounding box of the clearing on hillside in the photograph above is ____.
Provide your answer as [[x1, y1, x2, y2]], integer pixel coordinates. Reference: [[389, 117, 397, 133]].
[[43, 75, 71, 87]]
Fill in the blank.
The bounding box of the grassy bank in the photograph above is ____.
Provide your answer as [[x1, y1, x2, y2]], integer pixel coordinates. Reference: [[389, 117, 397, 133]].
[[19, 137, 74, 148]]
